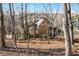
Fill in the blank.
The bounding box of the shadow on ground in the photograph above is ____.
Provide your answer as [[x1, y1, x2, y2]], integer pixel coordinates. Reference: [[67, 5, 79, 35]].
[[0, 46, 66, 56]]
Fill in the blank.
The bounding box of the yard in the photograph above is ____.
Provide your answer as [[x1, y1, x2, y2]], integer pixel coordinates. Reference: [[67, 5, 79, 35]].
[[0, 37, 79, 56]]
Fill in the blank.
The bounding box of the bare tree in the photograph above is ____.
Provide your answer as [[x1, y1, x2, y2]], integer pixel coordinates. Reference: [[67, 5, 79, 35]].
[[0, 3, 6, 48], [48, 3, 53, 20], [43, 4, 50, 44], [20, 3, 26, 39], [9, 3, 19, 52], [25, 3, 30, 55], [33, 6, 36, 38], [9, 3, 15, 38], [21, 3, 24, 29], [67, 3, 74, 45], [77, 4, 79, 30], [63, 3, 72, 56]]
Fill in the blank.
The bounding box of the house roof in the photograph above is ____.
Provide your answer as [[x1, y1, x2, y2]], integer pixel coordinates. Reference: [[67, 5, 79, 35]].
[[36, 18, 44, 28]]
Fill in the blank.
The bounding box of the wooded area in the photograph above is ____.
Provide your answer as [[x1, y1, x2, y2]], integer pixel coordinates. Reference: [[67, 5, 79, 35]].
[[0, 3, 79, 56]]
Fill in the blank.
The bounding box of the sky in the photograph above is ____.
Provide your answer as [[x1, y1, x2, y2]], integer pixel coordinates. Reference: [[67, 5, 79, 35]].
[[2, 3, 79, 13]]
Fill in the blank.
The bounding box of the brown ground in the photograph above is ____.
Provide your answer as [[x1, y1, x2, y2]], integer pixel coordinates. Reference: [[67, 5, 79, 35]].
[[0, 37, 79, 56]]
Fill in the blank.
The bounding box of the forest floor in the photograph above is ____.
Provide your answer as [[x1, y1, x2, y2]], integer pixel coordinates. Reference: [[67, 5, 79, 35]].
[[0, 37, 79, 56]]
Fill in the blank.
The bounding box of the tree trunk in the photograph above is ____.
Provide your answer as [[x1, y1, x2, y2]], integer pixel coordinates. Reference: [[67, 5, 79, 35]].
[[22, 4, 28, 39], [21, 3, 24, 28], [25, 3, 30, 55], [67, 3, 74, 45], [33, 8, 36, 38], [20, 3, 25, 39], [43, 4, 50, 43], [9, 3, 20, 55], [63, 3, 72, 56], [9, 3, 15, 39], [0, 3, 6, 48]]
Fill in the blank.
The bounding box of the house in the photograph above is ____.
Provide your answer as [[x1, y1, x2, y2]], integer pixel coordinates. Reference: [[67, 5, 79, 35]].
[[36, 17, 47, 34], [29, 16, 56, 38], [35, 14, 64, 37]]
